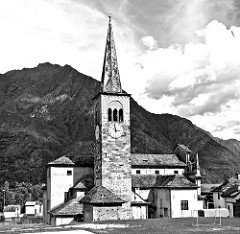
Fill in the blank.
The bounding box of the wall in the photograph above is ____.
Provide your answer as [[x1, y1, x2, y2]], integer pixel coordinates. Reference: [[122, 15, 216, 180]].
[[132, 206, 147, 219], [132, 168, 184, 175], [225, 193, 240, 217], [213, 192, 226, 208], [49, 167, 74, 210], [43, 190, 47, 222], [25, 205, 35, 215], [83, 204, 93, 222], [171, 189, 202, 218], [133, 189, 151, 201], [55, 216, 74, 226], [148, 189, 171, 218], [93, 206, 120, 221], [202, 208, 229, 217]]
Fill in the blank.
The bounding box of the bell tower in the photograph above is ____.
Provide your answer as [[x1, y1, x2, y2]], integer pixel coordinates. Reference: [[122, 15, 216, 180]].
[[93, 16, 132, 219]]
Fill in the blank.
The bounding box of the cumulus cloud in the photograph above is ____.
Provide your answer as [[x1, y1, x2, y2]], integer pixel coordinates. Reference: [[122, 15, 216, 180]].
[[141, 36, 158, 50], [142, 20, 240, 117]]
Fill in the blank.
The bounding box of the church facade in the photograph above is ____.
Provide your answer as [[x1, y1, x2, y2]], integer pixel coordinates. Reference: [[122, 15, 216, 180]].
[[43, 17, 203, 225]]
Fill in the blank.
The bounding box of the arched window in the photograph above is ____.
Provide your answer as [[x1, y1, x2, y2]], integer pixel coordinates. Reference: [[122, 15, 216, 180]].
[[108, 108, 112, 121], [119, 109, 123, 122], [113, 109, 118, 121]]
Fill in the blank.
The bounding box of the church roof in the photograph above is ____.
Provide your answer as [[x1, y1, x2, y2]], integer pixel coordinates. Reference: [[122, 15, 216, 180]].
[[48, 156, 74, 166], [80, 185, 125, 205], [72, 174, 94, 191], [49, 196, 83, 216], [131, 154, 186, 168], [101, 16, 122, 93], [132, 175, 198, 189]]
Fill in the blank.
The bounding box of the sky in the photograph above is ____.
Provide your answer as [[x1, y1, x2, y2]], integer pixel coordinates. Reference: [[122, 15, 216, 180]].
[[1, 0, 240, 140]]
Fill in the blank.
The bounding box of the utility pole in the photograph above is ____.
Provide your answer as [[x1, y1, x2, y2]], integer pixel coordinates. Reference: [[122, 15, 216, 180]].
[[2, 189, 5, 210]]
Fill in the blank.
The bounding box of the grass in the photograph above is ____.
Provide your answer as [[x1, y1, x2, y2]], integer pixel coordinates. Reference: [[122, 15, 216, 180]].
[[0, 217, 240, 233], [86, 217, 240, 234]]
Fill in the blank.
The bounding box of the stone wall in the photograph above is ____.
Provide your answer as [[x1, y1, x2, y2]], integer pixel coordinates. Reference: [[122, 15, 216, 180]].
[[94, 94, 133, 219]]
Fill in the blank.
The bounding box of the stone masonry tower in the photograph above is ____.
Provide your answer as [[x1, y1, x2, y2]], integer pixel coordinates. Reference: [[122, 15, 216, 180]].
[[93, 16, 132, 219]]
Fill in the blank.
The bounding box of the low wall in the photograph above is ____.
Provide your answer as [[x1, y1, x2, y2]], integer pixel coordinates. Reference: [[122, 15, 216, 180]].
[[192, 208, 229, 217]]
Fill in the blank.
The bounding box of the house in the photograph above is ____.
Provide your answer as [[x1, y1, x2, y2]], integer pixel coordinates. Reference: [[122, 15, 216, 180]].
[[3, 205, 21, 219], [212, 174, 240, 217], [132, 174, 203, 218], [201, 184, 220, 209], [25, 201, 43, 216], [43, 16, 203, 225], [48, 196, 84, 226]]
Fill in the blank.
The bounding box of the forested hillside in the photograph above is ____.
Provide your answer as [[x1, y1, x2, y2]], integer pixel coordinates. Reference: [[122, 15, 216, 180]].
[[0, 63, 239, 185]]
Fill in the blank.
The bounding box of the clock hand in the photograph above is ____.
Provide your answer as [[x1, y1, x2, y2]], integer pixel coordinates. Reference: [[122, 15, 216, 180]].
[[114, 123, 117, 132]]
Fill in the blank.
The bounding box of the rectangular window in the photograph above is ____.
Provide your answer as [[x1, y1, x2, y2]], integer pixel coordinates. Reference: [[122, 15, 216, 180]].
[[218, 193, 220, 200], [136, 170, 141, 174], [155, 170, 159, 175], [67, 170, 72, 176], [181, 200, 189, 210], [174, 170, 179, 174]]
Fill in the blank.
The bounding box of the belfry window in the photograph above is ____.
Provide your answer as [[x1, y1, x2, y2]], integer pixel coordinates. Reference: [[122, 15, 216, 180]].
[[119, 109, 123, 122], [113, 109, 118, 121], [108, 108, 112, 121]]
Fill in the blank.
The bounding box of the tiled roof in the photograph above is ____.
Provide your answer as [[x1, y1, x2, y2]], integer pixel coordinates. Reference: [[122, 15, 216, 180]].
[[132, 175, 198, 189], [48, 156, 75, 166], [72, 174, 94, 190], [201, 184, 221, 193], [131, 154, 186, 168], [211, 178, 240, 193], [221, 184, 240, 198], [50, 196, 83, 216], [177, 144, 192, 153], [4, 205, 21, 212], [80, 186, 125, 205]]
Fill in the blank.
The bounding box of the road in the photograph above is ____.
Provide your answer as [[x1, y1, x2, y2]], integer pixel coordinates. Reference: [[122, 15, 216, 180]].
[[25, 230, 94, 234]]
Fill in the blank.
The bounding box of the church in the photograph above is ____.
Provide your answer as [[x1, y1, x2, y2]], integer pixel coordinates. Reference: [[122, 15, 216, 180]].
[[43, 17, 203, 226]]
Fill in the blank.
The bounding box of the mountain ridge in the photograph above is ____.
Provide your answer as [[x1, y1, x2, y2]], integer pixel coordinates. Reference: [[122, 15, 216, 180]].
[[0, 62, 239, 184]]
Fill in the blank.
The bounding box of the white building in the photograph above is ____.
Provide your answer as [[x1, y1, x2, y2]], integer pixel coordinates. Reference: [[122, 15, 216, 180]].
[[212, 175, 240, 217], [4, 205, 21, 219], [132, 174, 203, 218], [25, 201, 43, 216]]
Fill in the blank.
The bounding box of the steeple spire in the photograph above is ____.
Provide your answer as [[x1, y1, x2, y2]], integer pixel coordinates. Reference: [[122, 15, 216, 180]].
[[101, 16, 122, 93]]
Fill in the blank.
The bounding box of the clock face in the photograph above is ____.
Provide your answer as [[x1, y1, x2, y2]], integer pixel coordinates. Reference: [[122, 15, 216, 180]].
[[95, 125, 100, 141], [108, 123, 123, 138]]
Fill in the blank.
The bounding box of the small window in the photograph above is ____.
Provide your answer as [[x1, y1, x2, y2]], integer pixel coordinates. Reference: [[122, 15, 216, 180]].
[[218, 193, 220, 200], [108, 108, 112, 121], [136, 170, 141, 174], [119, 109, 124, 122], [67, 170, 72, 176], [113, 109, 118, 121], [174, 170, 179, 174], [64, 192, 68, 202], [181, 200, 188, 210], [155, 170, 159, 175]]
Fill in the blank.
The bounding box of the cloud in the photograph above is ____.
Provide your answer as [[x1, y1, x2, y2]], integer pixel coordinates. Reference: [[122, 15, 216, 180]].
[[142, 20, 240, 117], [141, 36, 158, 50]]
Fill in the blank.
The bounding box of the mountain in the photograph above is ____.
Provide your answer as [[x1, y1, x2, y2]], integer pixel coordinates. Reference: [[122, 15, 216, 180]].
[[0, 63, 239, 184]]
